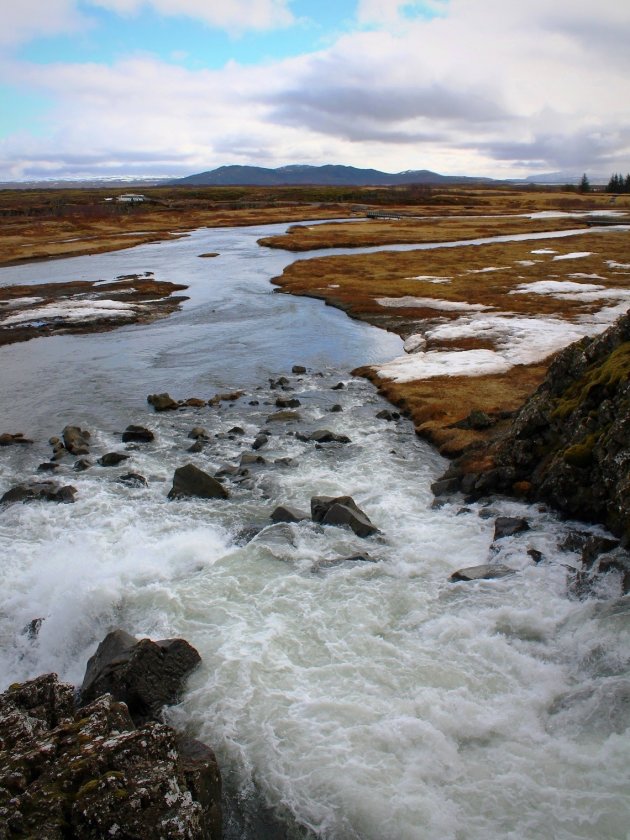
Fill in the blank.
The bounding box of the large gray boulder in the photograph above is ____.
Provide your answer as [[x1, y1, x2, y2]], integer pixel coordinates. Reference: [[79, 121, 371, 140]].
[[311, 495, 378, 537], [80, 629, 201, 724], [168, 464, 229, 500]]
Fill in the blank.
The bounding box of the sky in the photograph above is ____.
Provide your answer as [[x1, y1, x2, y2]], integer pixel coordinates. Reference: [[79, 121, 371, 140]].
[[0, 0, 629, 182]]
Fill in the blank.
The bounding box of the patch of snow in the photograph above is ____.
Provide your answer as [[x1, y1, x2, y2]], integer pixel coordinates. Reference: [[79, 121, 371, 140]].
[[515, 260, 539, 266], [328, 284, 340, 288], [606, 260, 630, 269], [552, 252, 592, 260], [510, 280, 630, 303], [531, 248, 557, 254], [1, 296, 45, 308], [376, 296, 492, 311], [0, 299, 140, 327], [375, 307, 625, 383], [568, 273, 606, 280]]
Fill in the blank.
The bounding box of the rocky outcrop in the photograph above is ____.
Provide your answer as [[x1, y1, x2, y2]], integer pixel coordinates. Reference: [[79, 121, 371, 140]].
[[442, 312, 630, 541], [0, 671, 221, 839]]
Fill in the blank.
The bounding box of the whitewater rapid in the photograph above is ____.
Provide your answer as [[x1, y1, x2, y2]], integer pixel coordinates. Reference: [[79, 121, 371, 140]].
[[0, 223, 628, 839]]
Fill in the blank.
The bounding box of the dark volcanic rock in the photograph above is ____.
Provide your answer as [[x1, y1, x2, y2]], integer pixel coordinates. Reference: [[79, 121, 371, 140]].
[[0, 673, 221, 839], [98, 452, 130, 467], [1, 481, 76, 505], [493, 517, 530, 540], [122, 424, 155, 443], [80, 629, 201, 724], [168, 463, 229, 500], [148, 392, 179, 411], [311, 495, 378, 537], [485, 312, 630, 540]]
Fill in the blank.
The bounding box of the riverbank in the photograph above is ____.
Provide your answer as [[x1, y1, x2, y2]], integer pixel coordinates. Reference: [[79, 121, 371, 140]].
[[271, 226, 630, 464]]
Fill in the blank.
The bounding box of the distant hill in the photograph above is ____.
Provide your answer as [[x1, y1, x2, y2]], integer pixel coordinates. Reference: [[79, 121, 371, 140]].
[[169, 164, 493, 187]]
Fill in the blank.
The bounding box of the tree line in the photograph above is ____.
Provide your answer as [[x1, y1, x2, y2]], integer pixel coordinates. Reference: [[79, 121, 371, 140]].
[[605, 173, 630, 193]]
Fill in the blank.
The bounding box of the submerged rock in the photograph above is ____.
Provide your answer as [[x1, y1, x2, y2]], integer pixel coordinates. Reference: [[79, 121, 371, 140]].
[[493, 517, 530, 540], [450, 564, 516, 582], [0, 432, 33, 446], [0, 481, 76, 505], [168, 463, 229, 500], [266, 410, 301, 423], [117, 472, 148, 487]]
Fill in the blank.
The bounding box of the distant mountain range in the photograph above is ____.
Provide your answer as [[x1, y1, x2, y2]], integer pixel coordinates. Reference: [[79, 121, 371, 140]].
[[169, 164, 494, 187]]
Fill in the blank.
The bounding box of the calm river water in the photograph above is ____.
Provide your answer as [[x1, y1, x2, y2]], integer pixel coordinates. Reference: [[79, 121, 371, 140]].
[[0, 223, 628, 839]]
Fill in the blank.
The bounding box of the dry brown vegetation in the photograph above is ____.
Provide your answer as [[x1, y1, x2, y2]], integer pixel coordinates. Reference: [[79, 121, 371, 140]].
[[273, 225, 630, 456]]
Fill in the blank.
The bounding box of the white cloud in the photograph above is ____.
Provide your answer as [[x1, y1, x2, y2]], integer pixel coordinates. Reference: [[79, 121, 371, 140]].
[[0, 0, 628, 179], [0, 0, 88, 46], [85, 0, 295, 30]]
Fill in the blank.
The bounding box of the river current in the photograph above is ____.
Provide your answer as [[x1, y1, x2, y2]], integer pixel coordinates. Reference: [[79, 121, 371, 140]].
[[0, 222, 628, 839]]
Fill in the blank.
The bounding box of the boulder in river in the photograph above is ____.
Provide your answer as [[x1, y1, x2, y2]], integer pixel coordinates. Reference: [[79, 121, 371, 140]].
[[0, 432, 33, 446], [493, 517, 530, 540], [304, 429, 351, 444], [188, 426, 210, 440], [148, 392, 179, 411], [270, 505, 310, 524], [62, 425, 90, 455], [1, 481, 76, 505], [208, 391, 244, 406], [73, 458, 92, 472], [450, 564, 516, 582], [311, 495, 378, 538], [117, 472, 148, 487], [98, 452, 130, 467], [252, 433, 268, 450], [168, 463, 229, 500], [80, 629, 202, 724], [122, 424, 155, 443], [292, 365, 306, 374], [266, 410, 301, 423], [275, 397, 301, 408]]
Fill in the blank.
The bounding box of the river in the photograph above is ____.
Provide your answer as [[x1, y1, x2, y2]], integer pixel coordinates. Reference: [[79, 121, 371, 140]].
[[0, 222, 628, 839]]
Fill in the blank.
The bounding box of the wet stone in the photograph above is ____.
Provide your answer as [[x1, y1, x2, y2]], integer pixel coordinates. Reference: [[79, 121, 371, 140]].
[[493, 517, 530, 540], [98, 452, 130, 467], [122, 424, 154, 443], [450, 564, 516, 582]]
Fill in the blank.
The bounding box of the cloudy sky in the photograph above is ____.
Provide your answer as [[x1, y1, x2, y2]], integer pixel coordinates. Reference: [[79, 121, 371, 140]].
[[1, 0, 628, 181]]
